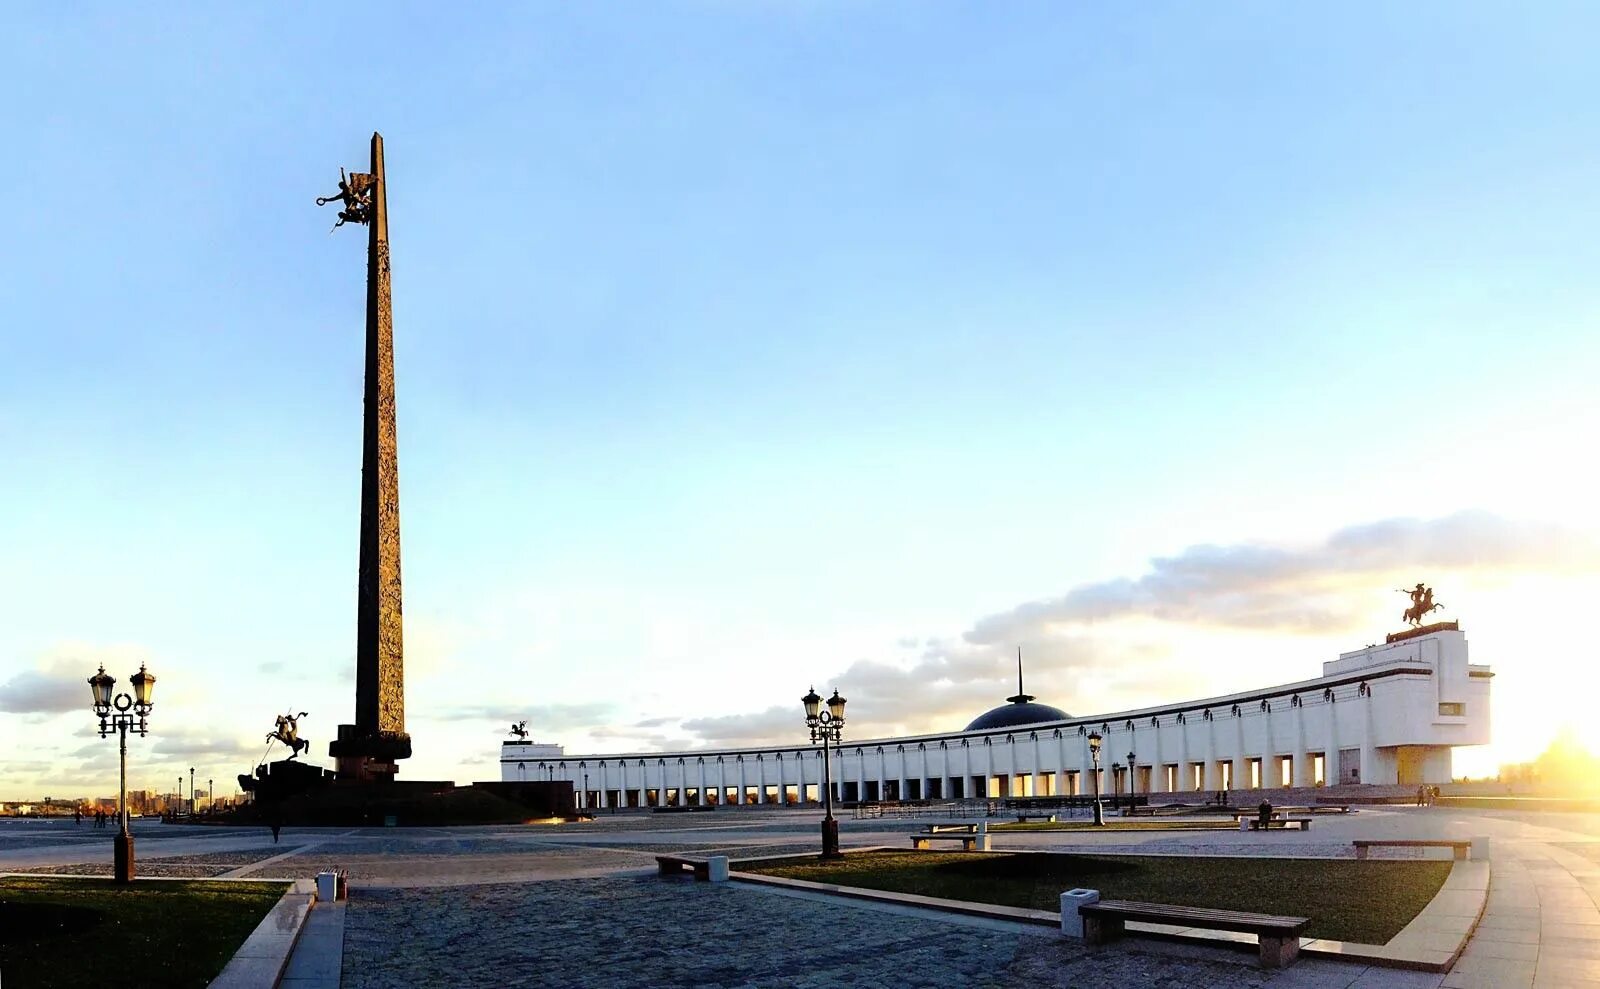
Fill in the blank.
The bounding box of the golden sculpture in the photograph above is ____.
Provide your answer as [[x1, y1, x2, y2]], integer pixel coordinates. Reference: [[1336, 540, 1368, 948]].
[[1398, 583, 1444, 627]]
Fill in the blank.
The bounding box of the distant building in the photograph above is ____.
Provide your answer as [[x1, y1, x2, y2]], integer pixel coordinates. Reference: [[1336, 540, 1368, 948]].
[[502, 627, 1491, 808]]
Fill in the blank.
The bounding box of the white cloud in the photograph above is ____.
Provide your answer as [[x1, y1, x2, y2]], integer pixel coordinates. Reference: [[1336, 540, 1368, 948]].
[[0, 645, 154, 715]]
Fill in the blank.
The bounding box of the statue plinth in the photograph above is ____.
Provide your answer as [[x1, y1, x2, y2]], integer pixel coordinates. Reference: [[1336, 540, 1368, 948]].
[[1385, 620, 1461, 644], [330, 722, 412, 783]]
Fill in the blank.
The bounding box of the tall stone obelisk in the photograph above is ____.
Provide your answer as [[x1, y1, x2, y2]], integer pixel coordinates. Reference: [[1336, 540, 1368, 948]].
[[323, 133, 412, 783]]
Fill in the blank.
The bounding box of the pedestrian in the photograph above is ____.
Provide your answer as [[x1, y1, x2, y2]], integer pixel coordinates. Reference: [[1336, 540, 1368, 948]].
[[1416, 785, 1426, 807], [74, 807, 81, 826], [1257, 799, 1273, 829], [269, 807, 283, 844]]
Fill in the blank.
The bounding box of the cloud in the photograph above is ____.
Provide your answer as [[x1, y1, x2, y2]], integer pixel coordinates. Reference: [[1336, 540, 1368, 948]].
[[670, 511, 1595, 750], [968, 511, 1600, 642], [149, 732, 262, 761], [424, 702, 615, 732], [0, 671, 83, 714], [0, 646, 154, 715], [679, 706, 799, 748]]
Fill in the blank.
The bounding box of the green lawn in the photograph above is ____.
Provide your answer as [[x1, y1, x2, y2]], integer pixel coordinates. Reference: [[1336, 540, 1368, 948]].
[[990, 820, 1237, 831], [741, 851, 1450, 944], [0, 877, 287, 989]]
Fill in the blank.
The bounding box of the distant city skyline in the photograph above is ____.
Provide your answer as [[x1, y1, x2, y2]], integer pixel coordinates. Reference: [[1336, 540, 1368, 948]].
[[3, 5, 1599, 799]]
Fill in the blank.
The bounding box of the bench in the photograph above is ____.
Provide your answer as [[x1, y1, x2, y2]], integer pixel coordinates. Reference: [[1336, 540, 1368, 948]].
[[1245, 817, 1313, 831], [926, 821, 987, 834], [1079, 899, 1308, 968], [1014, 813, 1059, 823], [656, 855, 712, 879], [1352, 839, 1470, 860], [910, 831, 991, 851]]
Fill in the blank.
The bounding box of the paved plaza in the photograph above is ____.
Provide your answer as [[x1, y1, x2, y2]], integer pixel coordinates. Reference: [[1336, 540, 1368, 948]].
[[7, 805, 1600, 987]]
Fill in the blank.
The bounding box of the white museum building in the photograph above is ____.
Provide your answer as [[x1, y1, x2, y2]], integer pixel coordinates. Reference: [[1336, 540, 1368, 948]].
[[500, 624, 1490, 809]]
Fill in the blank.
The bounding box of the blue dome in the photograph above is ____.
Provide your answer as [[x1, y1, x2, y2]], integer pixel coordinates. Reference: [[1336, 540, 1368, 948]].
[[964, 698, 1071, 731]]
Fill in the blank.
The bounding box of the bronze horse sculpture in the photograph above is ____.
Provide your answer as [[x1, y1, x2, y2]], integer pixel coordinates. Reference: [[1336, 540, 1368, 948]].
[[1399, 584, 1444, 627], [268, 711, 310, 759]]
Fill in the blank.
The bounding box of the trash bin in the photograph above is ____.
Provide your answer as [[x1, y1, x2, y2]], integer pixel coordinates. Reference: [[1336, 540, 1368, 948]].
[[316, 871, 338, 902], [1060, 888, 1100, 938]]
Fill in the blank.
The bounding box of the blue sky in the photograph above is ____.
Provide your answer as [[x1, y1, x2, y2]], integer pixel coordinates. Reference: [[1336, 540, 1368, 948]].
[[3, 5, 1599, 799]]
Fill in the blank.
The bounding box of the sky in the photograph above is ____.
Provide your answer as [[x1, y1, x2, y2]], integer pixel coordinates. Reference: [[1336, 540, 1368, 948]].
[[3, 4, 1599, 801]]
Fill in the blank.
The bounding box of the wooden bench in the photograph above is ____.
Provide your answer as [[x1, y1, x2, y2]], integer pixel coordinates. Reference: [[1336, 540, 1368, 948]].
[[910, 829, 990, 851], [1352, 839, 1470, 860], [655, 855, 711, 879], [1079, 899, 1309, 968], [1246, 817, 1313, 831]]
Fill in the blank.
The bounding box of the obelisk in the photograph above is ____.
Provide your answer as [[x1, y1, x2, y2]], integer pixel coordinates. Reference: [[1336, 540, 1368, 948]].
[[324, 133, 412, 782]]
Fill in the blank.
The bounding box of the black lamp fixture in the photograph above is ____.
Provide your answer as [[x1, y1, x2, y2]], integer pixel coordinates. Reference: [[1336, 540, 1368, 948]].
[[87, 663, 156, 883], [802, 686, 847, 859], [1086, 729, 1104, 826]]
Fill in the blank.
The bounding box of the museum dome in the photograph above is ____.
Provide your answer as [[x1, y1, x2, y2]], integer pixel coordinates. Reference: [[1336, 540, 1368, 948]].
[[963, 650, 1070, 731]]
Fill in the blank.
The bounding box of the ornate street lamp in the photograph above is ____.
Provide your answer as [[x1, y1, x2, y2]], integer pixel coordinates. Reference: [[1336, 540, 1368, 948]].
[[1087, 730, 1104, 826], [88, 663, 156, 883], [1127, 750, 1137, 811], [802, 686, 847, 859]]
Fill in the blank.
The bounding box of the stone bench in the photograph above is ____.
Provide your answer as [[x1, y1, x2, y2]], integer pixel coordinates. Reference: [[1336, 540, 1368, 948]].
[[655, 854, 729, 880], [1079, 899, 1309, 969], [1244, 817, 1313, 831], [910, 832, 991, 851], [925, 821, 988, 834], [1014, 813, 1059, 823], [1352, 839, 1470, 860]]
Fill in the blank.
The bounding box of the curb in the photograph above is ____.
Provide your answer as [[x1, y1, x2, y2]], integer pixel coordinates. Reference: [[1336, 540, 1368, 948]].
[[210, 878, 317, 988]]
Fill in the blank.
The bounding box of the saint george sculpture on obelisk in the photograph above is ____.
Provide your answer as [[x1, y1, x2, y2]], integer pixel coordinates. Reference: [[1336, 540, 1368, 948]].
[[320, 133, 412, 783]]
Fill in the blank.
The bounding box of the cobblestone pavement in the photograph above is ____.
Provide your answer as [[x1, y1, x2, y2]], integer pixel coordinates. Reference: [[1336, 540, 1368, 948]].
[[21, 807, 1600, 986], [341, 875, 1314, 989]]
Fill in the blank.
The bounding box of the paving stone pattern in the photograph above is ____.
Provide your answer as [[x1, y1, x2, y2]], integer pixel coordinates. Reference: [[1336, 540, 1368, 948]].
[[341, 876, 1277, 989]]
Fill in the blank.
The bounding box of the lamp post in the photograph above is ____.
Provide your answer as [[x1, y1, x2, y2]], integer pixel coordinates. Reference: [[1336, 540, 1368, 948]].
[[802, 686, 847, 859], [583, 773, 589, 811], [87, 663, 156, 884], [208, 778, 213, 814], [189, 767, 196, 817], [1127, 750, 1137, 811], [1087, 731, 1104, 826], [177, 777, 183, 816]]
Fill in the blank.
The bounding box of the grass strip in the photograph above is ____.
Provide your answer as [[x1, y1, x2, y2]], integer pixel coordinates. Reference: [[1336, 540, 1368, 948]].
[[990, 820, 1237, 831], [0, 876, 287, 988], [740, 850, 1449, 944]]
